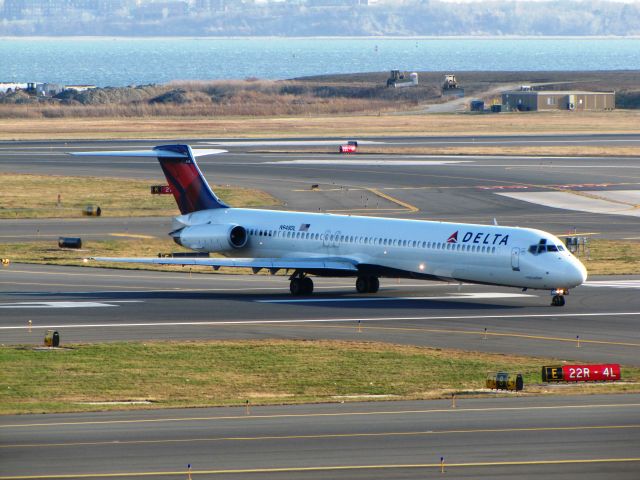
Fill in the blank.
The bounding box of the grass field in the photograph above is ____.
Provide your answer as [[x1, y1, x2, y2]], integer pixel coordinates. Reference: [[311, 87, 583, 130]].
[[1, 111, 639, 140], [2, 340, 637, 415], [0, 174, 280, 219]]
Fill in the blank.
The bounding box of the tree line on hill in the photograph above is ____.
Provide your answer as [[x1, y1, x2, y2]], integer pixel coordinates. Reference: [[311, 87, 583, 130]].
[[1, 0, 639, 36]]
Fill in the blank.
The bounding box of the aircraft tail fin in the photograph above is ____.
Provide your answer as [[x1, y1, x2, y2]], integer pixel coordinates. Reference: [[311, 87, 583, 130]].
[[72, 144, 229, 214], [153, 145, 228, 214]]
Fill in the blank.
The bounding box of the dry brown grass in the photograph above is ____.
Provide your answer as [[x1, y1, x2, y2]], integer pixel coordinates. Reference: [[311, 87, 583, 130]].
[[1, 111, 638, 140], [0, 174, 280, 219], [581, 239, 640, 275]]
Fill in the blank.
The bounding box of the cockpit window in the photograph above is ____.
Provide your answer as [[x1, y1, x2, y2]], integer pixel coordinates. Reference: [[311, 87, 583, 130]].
[[529, 238, 564, 255]]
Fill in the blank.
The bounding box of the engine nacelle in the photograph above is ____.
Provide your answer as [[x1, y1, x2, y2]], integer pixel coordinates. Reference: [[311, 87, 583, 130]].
[[172, 224, 248, 252]]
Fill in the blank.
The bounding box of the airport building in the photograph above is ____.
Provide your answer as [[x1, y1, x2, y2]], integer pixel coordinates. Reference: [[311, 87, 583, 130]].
[[501, 90, 615, 112]]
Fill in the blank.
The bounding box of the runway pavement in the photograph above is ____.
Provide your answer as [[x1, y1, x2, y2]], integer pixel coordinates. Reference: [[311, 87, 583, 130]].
[[2, 264, 640, 365], [1, 394, 639, 479]]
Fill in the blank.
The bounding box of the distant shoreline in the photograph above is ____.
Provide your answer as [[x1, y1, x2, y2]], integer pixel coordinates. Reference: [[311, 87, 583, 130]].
[[2, 35, 640, 40]]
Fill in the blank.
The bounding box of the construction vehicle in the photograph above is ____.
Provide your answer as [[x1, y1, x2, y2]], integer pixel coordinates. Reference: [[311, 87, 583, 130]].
[[387, 70, 418, 88], [442, 74, 464, 97]]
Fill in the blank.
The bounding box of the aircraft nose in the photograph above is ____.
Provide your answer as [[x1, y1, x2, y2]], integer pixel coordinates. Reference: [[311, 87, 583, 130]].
[[567, 258, 588, 287]]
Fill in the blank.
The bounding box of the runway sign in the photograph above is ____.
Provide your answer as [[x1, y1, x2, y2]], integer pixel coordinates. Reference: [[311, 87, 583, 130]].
[[542, 364, 621, 382], [151, 185, 172, 194]]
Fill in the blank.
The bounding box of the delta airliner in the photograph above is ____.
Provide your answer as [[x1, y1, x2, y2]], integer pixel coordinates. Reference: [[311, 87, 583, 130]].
[[76, 144, 587, 306]]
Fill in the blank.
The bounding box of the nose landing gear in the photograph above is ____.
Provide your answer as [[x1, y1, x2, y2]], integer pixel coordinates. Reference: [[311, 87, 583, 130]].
[[551, 288, 568, 307]]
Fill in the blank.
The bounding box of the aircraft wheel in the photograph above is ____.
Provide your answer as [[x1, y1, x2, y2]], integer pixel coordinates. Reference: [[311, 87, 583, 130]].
[[290, 278, 303, 296], [301, 277, 314, 295], [367, 276, 380, 293], [551, 295, 565, 307], [356, 276, 369, 294]]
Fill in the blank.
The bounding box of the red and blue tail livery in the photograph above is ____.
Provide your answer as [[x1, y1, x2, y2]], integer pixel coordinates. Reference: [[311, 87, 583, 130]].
[[73, 144, 229, 214], [155, 145, 228, 214]]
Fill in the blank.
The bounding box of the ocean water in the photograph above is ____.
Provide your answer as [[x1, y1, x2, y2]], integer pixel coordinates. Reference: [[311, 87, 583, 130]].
[[1, 37, 640, 87]]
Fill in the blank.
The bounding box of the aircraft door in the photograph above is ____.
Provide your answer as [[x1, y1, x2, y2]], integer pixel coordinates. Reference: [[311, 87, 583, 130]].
[[323, 230, 332, 248], [511, 247, 520, 271]]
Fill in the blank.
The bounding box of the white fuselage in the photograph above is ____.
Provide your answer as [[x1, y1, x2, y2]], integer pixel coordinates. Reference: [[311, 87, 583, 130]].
[[173, 208, 588, 290]]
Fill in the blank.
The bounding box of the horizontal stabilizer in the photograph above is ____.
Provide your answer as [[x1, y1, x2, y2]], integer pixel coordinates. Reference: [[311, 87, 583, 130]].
[[72, 148, 227, 158]]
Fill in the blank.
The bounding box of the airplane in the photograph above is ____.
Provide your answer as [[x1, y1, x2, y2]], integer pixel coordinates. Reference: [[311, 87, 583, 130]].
[[75, 144, 587, 307]]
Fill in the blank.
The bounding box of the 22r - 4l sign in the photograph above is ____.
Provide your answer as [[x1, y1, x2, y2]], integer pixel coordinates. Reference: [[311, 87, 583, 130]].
[[542, 364, 621, 382]]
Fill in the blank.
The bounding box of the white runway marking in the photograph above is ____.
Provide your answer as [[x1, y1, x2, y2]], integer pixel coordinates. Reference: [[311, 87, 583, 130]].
[[257, 292, 533, 303], [497, 190, 640, 218], [0, 301, 142, 309], [584, 280, 640, 289], [265, 159, 472, 166], [2, 311, 640, 331]]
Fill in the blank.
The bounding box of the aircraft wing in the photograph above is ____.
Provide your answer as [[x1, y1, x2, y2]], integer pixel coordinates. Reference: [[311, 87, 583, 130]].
[[91, 256, 359, 272]]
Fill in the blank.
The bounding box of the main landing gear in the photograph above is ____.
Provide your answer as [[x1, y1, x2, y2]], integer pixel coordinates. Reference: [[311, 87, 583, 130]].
[[289, 272, 313, 296], [551, 288, 567, 307], [288, 273, 380, 296], [356, 275, 380, 294]]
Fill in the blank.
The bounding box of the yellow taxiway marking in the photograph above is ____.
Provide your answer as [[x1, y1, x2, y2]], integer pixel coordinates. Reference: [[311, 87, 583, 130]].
[[3, 403, 639, 429], [366, 187, 420, 212], [108, 233, 156, 240], [3, 424, 638, 449], [275, 322, 640, 348], [290, 185, 419, 212], [1, 458, 640, 479], [326, 208, 408, 213]]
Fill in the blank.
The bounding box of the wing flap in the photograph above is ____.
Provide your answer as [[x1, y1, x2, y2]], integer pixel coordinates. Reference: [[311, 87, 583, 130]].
[[91, 256, 358, 272]]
